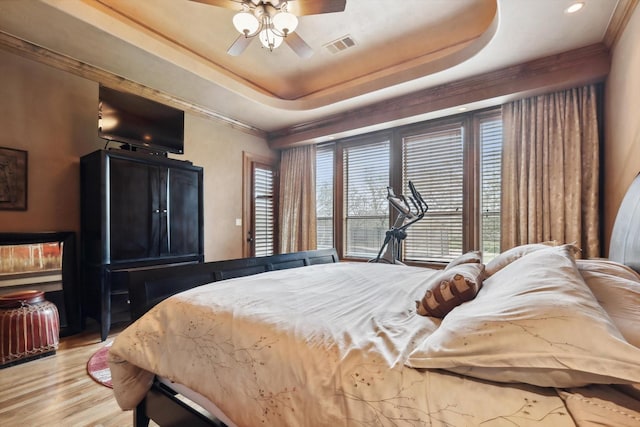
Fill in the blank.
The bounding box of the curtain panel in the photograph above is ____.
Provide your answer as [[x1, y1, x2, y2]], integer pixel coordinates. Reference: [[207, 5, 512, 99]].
[[501, 84, 600, 257], [279, 145, 317, 253]]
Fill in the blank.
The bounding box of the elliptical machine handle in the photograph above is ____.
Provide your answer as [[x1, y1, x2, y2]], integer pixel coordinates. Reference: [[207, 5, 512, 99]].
[[387, 186, 414, 219], [409, 181, 428, 213]]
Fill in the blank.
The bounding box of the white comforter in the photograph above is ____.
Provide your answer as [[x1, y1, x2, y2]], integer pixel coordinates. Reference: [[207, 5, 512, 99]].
[[109, 262, 585, 426]]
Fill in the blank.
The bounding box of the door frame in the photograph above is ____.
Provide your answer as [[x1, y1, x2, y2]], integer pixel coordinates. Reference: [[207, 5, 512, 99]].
[[242, 152, 278, 258]]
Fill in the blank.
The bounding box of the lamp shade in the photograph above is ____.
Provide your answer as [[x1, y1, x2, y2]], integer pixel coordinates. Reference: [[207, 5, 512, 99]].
[[259, 28, 283, 49], [233, 12, 260, 36], [272, 11, 298, 35]]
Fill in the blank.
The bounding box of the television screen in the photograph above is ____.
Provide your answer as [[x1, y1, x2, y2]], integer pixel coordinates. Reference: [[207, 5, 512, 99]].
[[98, 86, 184, 154]]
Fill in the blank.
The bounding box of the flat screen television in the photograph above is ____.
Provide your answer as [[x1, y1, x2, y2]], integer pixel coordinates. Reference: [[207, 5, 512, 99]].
[[98, 86, 185, 155]]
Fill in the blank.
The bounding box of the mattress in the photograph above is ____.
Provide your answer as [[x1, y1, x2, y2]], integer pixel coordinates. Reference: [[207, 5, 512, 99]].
[[109, 246, 640, 426]]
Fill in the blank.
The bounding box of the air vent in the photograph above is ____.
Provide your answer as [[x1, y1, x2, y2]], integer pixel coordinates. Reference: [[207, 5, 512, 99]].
[[324, 35, 356, 54]]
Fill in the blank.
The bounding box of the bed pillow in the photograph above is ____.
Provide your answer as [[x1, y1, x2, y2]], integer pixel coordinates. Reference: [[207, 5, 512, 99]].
[[415, 263, 484, 318], [444, 250, 482, 271], [406, 244, 640, 388], [576, 258, 640, 348], [577, 258, 640, 282], [484, 241, 557, 276]]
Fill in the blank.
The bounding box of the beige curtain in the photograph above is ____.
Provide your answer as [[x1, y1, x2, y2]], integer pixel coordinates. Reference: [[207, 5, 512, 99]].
[[279, 145, 317, 253], [501, 84, 600, 257]]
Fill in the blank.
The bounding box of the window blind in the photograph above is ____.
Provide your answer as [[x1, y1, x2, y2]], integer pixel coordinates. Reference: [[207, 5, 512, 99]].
[[254, 166, 274, 257], [402, 126, 464, 262], [479, 116, 503, 261], [316, 146, 334, 250], [343, 140, 390, 258]]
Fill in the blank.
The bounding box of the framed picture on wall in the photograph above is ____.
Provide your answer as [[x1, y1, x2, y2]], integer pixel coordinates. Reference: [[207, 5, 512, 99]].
[[0, 146, 28, 210]]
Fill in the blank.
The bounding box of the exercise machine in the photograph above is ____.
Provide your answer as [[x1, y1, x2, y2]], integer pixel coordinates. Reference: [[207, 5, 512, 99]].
[[372, 181, 428, 264]]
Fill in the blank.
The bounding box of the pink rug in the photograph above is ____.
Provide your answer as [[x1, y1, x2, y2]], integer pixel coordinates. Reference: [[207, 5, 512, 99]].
[[87, 342, 112, 388]]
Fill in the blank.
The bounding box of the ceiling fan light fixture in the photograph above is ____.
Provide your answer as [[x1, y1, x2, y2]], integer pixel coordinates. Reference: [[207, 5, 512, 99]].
[[259, 28, 283, 50], [272, 11, 298, 35], [225, 0, 317, 55], [233, 11, 260, 36]]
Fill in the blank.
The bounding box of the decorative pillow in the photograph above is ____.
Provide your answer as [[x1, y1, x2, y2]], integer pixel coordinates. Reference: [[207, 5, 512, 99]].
[[406, 245, 640, 388], [444, 250, 482, 271], [484, 241, 558, 277], [415, 263, 484, 318], [576, 258, 640, 348]]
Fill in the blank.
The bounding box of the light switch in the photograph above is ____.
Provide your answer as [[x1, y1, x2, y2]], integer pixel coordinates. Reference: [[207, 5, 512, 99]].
[[235, 218, 242, 226]]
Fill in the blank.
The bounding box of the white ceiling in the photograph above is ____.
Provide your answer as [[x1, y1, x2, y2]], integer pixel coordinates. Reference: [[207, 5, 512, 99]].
[[0, 0, 620, 134]]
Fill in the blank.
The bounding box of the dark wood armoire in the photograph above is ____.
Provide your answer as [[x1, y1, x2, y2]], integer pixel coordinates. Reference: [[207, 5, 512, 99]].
[[80, 149, 203, 340]]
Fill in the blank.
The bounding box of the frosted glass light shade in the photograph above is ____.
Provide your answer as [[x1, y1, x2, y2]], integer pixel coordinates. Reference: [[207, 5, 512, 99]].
[[259, 29, 283, 49], [233, 12, 260, 36], [272, 11, 298, 35]]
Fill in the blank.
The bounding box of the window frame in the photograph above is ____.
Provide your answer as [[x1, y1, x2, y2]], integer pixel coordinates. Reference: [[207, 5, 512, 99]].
[[475, 109, 504, 261], [396, 116, 471, 264], [334, 131, 393, 260], [315, 143, 335, 250], [320, 107, 501, 266]]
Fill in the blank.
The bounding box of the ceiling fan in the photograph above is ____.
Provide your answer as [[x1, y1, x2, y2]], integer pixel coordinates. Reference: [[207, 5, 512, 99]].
[[189, 0, 346, 58]]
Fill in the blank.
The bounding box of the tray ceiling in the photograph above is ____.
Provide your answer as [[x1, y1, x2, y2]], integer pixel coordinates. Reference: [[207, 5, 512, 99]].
[[0, 0, 622, 135]]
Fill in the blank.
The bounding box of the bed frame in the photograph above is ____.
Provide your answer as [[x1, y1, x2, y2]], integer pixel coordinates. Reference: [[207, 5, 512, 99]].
[[121, 248, 339, 426]]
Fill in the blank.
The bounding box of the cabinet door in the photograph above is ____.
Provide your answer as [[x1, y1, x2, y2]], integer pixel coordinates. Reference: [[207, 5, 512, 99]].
[[167, 167, 201, 256], [109, 157, 156, 261]]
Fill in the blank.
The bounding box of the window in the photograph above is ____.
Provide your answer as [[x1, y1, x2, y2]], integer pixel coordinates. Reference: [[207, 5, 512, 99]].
[[253, 165, 275, 257], [479, 115, 503, 261], [402, 124, 464, 262], [316, 145, 334, 249], [318, 108, 502, 264], [342, 139, 390, 258]]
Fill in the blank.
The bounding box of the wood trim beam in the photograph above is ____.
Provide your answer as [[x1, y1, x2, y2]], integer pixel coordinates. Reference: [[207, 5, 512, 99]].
[[0, 30, 265, 138], [267, 43, 610, 149]]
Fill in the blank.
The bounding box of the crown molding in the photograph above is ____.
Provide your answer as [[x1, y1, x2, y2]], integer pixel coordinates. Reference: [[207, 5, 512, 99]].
[[603, 0, 639, 49], [0, 30, 265, 138]]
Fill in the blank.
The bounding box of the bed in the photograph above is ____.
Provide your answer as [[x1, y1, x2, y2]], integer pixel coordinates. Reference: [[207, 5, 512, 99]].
[[108, 174, 640, 427]]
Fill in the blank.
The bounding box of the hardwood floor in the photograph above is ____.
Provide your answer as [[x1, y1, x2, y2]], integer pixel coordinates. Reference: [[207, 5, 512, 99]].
[[0, 321, 152, 427]]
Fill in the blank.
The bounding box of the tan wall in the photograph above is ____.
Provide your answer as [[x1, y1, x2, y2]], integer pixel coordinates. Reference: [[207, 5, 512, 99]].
[[0, 49, 275, 261], [183, 114, 275, 261], [0, 49, 96, 234], [604, 5, 640, 256]]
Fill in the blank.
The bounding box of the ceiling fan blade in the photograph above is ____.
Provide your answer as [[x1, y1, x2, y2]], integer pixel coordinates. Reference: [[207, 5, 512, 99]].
[[227, 35, 254, 56], [286, 0, 346, 16], [285, 32, 313, 58], [188, 0, 246, 12]]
